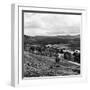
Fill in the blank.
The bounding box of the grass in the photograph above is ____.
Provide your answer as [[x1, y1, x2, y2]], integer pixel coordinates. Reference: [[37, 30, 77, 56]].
[[24, 51, 80, 77]]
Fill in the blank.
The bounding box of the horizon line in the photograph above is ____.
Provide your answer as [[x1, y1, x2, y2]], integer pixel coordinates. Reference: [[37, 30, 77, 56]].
[[24, 33, 80, 37]]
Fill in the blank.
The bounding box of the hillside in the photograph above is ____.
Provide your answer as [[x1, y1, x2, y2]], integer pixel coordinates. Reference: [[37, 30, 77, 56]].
[[24, 51, 80, 77], [24, 34, 80, 50]]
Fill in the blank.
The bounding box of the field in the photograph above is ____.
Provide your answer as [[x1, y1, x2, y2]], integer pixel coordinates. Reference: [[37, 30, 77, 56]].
[[24, 51, 80, 77], [24, 34, 80, 77], [24, 35, 80, 50]]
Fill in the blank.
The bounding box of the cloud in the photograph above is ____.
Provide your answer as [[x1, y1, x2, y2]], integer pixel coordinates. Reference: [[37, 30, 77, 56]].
[[24, 13, 81, 36]]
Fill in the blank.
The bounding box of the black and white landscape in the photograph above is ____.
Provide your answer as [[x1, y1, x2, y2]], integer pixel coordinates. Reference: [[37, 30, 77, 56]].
[[23, 12, 81, 77]]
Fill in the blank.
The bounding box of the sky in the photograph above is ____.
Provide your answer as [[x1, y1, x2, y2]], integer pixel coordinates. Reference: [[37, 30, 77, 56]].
[[24, 12, 81, 36]]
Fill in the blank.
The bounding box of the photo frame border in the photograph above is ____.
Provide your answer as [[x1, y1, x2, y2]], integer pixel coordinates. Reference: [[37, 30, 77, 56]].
[[11, 4, 87, 87]]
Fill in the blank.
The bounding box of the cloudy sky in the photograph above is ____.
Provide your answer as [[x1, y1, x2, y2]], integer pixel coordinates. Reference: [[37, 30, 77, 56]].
[[24, 12, 81, 36]]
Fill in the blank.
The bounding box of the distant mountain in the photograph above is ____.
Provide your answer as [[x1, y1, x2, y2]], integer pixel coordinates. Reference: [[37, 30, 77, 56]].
[[24, 34, 80, 40], [24, 34, 80, 46], [56, 34, 80, 39]]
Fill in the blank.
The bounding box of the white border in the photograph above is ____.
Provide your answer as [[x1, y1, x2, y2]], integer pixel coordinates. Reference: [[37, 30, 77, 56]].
[[11, 4, 87, 87]]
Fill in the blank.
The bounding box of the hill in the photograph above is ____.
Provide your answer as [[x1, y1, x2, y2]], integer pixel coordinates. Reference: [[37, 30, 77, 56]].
[[24, 51, 80, 77], [24, 34, 80, 50]]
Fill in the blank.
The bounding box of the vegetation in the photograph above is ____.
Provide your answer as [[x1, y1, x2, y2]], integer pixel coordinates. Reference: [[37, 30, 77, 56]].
[[24, 35, 80, 50], [24, 51, 80, 77], [24, 35, 80, 77]]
